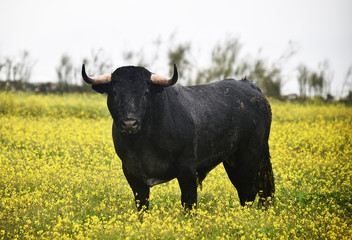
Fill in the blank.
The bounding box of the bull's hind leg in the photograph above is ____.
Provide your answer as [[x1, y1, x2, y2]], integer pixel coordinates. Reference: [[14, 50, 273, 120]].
[[223, 155, 260, 206]]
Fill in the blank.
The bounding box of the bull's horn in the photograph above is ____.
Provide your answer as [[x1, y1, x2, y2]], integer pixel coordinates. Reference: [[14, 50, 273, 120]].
[[150, 64, 178, 86], [82, 64, 111, 85]]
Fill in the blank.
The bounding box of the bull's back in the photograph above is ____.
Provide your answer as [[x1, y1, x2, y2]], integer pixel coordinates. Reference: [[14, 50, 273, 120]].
[[169, 79, 269, 160]]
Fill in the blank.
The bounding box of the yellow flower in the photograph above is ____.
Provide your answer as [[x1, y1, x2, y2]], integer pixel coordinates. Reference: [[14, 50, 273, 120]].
[[0, 93, 351, 239]]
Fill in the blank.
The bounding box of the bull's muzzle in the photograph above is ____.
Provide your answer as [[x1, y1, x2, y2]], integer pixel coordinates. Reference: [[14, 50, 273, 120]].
[[121, 119, 140, 134]]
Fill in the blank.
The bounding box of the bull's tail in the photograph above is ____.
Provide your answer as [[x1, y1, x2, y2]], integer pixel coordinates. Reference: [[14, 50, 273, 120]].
[[258, 144, 275, 208]]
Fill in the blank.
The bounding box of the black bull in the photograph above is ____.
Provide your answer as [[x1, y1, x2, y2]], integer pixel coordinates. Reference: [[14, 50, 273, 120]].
[[82, 64, 275, 211]]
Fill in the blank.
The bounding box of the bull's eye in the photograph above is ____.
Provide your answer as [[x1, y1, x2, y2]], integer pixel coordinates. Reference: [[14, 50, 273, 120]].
[[144, 90, 150, 97]]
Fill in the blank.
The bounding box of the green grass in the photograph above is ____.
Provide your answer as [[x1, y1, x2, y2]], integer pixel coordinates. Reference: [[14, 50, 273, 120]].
[[0, 92, 109, 118]]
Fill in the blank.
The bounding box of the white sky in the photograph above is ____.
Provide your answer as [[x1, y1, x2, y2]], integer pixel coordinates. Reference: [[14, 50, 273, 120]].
[[0, 0, 351, 96]]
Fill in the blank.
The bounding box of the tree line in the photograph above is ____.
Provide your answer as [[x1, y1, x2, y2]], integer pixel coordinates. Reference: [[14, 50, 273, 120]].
[[1, 37, 351, 100]]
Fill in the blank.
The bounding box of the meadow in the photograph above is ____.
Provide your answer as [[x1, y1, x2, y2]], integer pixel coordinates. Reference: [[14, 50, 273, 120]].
[[0, 92, 351, 239]]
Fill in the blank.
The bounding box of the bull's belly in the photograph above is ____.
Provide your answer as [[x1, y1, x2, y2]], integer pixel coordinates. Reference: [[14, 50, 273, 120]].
[[144, 177, 174, 187], [196, 135, 238, 161], [122, 152, 178, 187]]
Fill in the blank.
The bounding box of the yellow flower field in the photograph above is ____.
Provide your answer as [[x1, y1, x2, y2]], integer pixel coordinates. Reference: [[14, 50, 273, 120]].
[[0, 92, 351, 239]]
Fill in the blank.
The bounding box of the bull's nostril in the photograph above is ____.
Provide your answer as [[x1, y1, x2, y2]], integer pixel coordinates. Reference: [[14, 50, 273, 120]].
[[121, 119, 139, 131]]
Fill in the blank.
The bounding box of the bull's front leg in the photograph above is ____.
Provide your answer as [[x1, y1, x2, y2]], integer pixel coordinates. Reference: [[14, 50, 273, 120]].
[[122, 165, 150, 211], [177, 167, 197, 211]]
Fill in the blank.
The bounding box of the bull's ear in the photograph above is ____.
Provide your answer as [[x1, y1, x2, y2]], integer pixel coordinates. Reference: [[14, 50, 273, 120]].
[[92, 83, 109, 94]]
